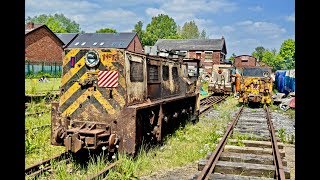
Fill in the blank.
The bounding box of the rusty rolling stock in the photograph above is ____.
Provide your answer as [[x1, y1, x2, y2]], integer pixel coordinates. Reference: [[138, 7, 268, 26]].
[[238, 66, 273, 105], [208, 63, 233, 95], [51, 46, 201, 155]]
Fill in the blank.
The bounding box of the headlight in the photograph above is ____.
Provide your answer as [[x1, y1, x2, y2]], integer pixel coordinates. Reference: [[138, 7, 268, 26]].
[[85, 50, 100, 67]]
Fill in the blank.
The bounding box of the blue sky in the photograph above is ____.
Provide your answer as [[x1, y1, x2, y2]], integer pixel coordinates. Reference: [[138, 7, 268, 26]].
[[25, 0, 294, 57]]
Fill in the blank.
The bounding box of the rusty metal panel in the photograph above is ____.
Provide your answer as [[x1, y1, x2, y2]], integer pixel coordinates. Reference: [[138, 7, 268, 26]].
[[147, 83, 161, 100], [125, 51, 147, 105]]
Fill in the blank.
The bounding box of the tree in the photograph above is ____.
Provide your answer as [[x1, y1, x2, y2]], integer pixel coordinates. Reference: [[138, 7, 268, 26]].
[[142, 14, 180, 46], [251, 46, 266, 61], [132, 21, 144, 44], [26, 13, 81, 33], [200, 29, 208, 39], [96, 28, 117, 33], [179, 20, 200, 39], [229, 53, 237, 61], [279, 39, 295, 69], [261, 50, 284, 71]]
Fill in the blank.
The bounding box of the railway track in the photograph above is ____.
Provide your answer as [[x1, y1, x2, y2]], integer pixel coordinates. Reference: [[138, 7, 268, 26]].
[[25, 152, 70, 178], [25, 153, 120, 179], [193, 105, 291, 180], [200, 94, 228, 114]]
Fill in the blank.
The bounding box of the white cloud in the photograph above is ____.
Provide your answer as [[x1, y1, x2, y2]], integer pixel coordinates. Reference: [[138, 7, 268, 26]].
[[248, 6, 263, 12], [236, 20, 286, 37], [145, 8, 166, 17], [222, 25, 235, 32], [286, 13, 295, 22], [25, 0, 143, 32]]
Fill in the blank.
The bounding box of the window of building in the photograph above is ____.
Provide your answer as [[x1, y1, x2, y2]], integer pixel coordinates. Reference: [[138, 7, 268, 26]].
[[205, 51, 213, 62], [130, 61, 144, 82], [147, 65, 159, 82], [162, 65, 169, 81]]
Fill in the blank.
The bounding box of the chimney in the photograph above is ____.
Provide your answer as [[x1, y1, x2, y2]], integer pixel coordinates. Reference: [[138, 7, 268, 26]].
[[27, 22, 34, 30], [222, 36, 224, 39]]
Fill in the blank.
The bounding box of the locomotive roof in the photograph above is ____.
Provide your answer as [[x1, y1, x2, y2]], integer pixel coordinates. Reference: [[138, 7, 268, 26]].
[[66, 32, 137, 49], [154, 38, 225, 51]]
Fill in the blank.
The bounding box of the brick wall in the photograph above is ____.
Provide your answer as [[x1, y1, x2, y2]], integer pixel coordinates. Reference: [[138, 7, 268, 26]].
[[25, 27, 63, 63], [127, 35, 144, 54], [187, 50, 222, 74], [234, 55, 256, 67]]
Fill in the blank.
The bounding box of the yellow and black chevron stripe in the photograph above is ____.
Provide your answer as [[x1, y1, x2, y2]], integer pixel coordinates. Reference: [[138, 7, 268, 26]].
[[59, 48, 126, 119]]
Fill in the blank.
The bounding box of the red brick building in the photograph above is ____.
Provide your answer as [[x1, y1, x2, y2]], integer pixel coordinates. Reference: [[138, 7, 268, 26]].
[[25, 22, 65, 64], [154, 37, 227, 74], [234, 55, 257, 68]]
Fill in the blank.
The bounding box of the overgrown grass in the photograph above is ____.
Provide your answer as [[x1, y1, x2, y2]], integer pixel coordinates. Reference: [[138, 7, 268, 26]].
[[269, 103, 295, 119], [106, 96, 239, 179], [25, 101, 64, 167], [25, 78, 61, 94], [25, 97, 240, 179]]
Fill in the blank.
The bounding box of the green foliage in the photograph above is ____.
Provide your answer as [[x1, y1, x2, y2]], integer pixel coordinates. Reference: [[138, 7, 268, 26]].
[[200, 29, 208, 39], [279, 39, 295, 69], [252, 46, 266, 61], [96, 28, 117, 33], [142, 14, 179, 46], [278, 128, 286, 143], [26, 13, 81, 33], [132, 21, 145, 45], [261, 50, 284, 71], [251, 39, 295, 71], [229, 53, 237, 61], [179, 20, 200, 39]]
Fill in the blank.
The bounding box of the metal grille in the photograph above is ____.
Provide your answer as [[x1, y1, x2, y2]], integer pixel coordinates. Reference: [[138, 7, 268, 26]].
[[242, 67, 271, 77], [148, 65, 159, 81], [130, 61, 144, 82]]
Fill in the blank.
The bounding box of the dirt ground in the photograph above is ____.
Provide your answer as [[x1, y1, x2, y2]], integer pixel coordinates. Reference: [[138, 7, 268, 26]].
[[139, 162, 199, 180]]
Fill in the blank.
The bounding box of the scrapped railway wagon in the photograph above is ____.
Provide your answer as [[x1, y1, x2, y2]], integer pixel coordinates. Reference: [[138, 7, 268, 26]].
[[51, 46, 201, 155], [208, 64, 233, 95], [238, 66, 273, 105]]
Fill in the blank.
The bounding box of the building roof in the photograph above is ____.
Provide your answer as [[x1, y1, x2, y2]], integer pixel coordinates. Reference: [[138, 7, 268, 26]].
[[66, 32, 137, 48], [55, 33, 78, 47], [154, 38, 226, 51], [234, 55, 256, 58], [25, 24, 64, 46], [25, 23, 43, 34]]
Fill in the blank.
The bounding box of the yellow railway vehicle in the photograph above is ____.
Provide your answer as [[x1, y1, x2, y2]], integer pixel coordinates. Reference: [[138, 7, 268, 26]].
[[51, 33, 201, 156], [238, 67, 273, 105]]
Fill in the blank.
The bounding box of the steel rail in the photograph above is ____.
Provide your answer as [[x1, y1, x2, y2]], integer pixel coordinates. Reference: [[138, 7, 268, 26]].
[[197, 105, 244, 180], [87, 160, 122, 180], [25, 152, 69, 176], [199, 95, 228, 114], [265, 106, 286, 179]]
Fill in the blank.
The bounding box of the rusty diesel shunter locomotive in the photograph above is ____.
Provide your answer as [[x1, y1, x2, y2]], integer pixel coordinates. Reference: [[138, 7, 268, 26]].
[[51, 42, 200, 155], [238, 67, 273, 105]]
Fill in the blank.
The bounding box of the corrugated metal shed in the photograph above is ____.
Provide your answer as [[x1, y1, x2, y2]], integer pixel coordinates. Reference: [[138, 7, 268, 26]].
[[66, 32, 137, 48], [154, 39, 225, 51]]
